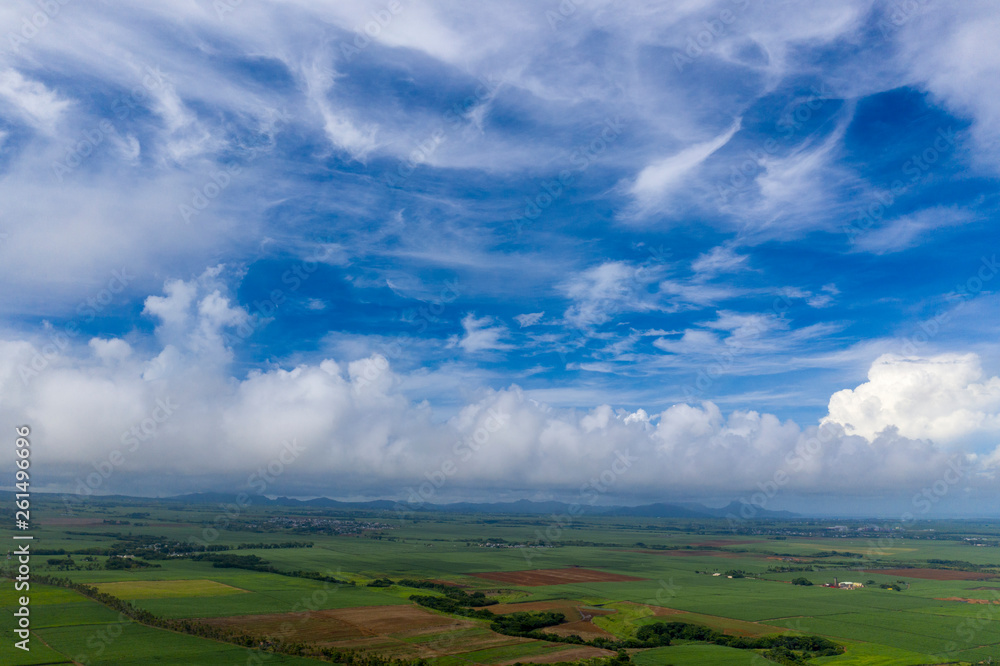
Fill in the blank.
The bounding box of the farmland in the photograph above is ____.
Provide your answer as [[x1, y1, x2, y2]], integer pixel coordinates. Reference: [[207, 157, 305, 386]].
[[2, 494, 1000, 664]]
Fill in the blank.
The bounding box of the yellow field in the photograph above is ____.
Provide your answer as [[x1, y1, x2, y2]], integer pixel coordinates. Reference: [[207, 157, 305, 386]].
[[93, 579, 249, 600], [811, 639, 944, 665]]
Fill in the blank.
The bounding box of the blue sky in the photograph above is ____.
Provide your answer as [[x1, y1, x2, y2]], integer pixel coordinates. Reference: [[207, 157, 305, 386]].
[[1, 0, 999, 515]]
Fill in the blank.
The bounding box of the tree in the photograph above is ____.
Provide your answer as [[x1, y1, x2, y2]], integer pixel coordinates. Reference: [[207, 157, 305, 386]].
[[791, 577, 813, 586]]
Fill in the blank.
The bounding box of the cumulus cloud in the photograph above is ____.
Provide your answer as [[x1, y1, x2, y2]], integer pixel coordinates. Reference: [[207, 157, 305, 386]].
[[0, 272, 992, 502], [823, 353, 1000, 445]]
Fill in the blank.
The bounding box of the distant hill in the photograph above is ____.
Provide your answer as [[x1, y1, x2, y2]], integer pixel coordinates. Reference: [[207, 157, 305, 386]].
[[598, 502, 716, 518], [154, 493, 799, 519], [697, 501, 799, 520]]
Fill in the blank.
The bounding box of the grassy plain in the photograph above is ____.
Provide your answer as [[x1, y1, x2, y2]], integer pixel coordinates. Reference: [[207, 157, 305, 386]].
[[1, 494, 998, 664]]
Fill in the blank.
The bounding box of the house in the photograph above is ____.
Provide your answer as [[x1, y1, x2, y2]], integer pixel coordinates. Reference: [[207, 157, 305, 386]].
[[822, 577, 863, 589]]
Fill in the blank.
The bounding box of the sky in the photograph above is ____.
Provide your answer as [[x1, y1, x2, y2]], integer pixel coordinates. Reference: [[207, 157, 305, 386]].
[[1, 0, 999, 517]]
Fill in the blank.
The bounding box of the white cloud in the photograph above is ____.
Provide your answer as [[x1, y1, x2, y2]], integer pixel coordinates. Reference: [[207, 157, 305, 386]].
[[515, 311, 544, 327], [824, 353, 1000, 446], [653, 329, 720, 355], [691, 244, 749, 277], [657, 279, 743, 308], [806, 283, 840, 308], [654, 311, 778, 356], [0, 69, 71, 134], [448, 313, 513, 353], [89, 338, 133, 364], [301, 56, 378, 160], [562, 261, 660, 328], [897, 3, 1000, 172], [851, 207, 976, 255], [0, 276, 988, 500], [309, 0, 471, 65], [142, 266, 250, 361], [652, 311, 842, 379], [706, 311, 780, 340], [749, 107, 854, 230], [629, 119, 741, 212], [623, 408, 650, 425], [305, 298, 327, 311], [305, 242, 351, 266], [0, 142, 264, 315], [142, 279, 199, 335]]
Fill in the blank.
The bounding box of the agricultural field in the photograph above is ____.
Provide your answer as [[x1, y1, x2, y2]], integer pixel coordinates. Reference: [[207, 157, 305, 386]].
[[2, 494, 999, 664]]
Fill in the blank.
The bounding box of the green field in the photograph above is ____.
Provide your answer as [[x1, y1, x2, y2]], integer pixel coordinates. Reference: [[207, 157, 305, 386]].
[[632, 643, 764, 665], [1, 495, 999, 664], [0, 581, 323, 666]]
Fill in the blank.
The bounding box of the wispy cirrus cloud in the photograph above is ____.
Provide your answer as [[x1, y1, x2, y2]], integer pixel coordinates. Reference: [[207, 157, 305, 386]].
[[448, 313, 513, 354], [0, 69, 71, 134], [691, 244, 750, 277], [628, 118, 741, 214], [561, 261, 663, 328], [851, 207, 977, 255], [515, 311, 544, 327]]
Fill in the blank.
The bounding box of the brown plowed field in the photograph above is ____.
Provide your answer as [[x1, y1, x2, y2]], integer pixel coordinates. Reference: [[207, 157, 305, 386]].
[[469, 568, 645, 586], [489, 599, 615, 640], [936, 597, 1000, 604], [427, 579, 466, 587], [543, 619, 615, 640], [863, 568, 995, 581], [200, 605, 541, 658], [200, 605, 473, 642]]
